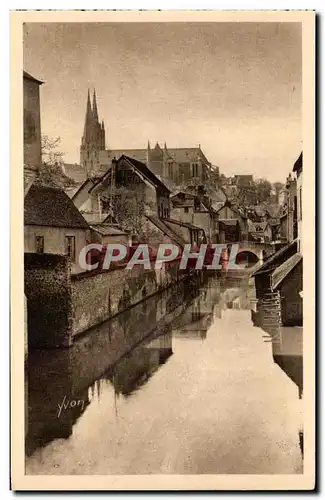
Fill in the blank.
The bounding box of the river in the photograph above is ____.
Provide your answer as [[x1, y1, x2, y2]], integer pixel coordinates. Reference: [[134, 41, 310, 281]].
[[25, 272, 303, 475]]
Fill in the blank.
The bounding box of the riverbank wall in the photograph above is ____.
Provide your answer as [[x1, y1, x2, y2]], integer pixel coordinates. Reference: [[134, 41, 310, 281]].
[[24, 253, 190, 348]]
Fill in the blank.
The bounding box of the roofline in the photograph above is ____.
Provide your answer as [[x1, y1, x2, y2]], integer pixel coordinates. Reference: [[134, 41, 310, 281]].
[[25, 222, 89, 229], [72, 178, 94, 199], [272, 252, 302, 290], [293, 152, 303, 173], [165, 217, 205, 231], [121, 155, 171, 193], [251, 239, 297, 277], [23, 71, 44, 85]]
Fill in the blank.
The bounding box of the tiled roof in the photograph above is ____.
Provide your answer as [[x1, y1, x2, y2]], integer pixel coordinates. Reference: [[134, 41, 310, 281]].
[[271, 252, 302, 290], [165, 147, 209, 165], [102, 146, 210, 166], [24, 184, 89, 229]]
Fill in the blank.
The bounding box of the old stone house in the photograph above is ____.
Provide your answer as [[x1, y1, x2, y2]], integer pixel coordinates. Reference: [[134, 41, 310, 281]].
[[218, 219, 241, 243], [24, 184, 91, 274], [170, 191, 218, 243], [248, 221, 272, 243], [215, 200, 248, 240]]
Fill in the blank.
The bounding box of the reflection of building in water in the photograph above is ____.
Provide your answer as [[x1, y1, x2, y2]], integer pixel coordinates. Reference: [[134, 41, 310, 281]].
[[25, 276, 202, 458], [107, 332, 173, 397], [271, 326, 303, 398], [26, 369, 90, 458], [172, 297, 213, 340]]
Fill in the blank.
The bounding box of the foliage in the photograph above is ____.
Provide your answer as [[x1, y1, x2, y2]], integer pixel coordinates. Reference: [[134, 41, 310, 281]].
[[36, 136, 76, 188], [255, 178, 272, 204], [101, 186, 154, 240]]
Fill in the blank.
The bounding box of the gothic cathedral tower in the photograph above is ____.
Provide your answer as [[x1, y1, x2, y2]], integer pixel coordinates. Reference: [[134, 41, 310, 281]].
[[80, 89, 106, 177]]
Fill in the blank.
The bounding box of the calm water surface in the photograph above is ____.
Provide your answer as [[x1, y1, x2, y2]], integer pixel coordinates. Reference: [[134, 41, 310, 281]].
[[25, 273, 303, 475]]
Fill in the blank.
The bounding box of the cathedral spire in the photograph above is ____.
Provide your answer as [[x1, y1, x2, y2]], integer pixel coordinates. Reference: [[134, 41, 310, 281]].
[[147, 140, 151, 150], [83, 89, 92, 139], [92, 89, 98, 121]]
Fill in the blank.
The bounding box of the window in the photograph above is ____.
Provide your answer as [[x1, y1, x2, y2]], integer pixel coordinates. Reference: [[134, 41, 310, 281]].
[[65, 236, 76, 262], [184, 207, 189, 213], [192, 163, 199, 177], [35, 235, 44, 254]]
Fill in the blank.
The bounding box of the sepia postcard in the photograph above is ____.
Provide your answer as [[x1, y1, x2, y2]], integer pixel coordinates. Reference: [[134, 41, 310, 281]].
[[11, 10, 315, 491]]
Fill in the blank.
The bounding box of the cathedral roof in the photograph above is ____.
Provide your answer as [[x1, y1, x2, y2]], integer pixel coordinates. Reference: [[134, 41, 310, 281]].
[[104, 146, 210, 166], [164, 147, 210, 165]]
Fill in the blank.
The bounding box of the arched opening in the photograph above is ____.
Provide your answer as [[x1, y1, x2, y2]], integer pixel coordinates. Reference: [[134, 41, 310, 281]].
[[235, 250, 259, 267]]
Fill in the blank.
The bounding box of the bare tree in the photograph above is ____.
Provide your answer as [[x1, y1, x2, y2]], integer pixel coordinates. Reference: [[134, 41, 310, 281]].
[[37, 136, 75, 187], [41, 135, 64, 166], [101, 186, 155, 241]]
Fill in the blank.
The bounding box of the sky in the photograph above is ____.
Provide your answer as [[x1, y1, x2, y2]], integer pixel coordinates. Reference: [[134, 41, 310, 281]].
[[24, 22, 302, 182]]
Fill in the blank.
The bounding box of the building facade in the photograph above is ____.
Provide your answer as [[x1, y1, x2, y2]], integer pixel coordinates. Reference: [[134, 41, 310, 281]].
[[23, 71, 43, 195], [293, 153, 303, 253], [24, 185, 91, 274]]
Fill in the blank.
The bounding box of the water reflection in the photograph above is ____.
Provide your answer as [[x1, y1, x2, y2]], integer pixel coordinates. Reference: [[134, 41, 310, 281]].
[[26, 272, 303, 475], [26, 275, 206, 457]]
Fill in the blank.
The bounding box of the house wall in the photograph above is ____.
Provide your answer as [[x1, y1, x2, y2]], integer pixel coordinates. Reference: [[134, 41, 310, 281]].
[[24, 77, 42, 168], [217, 206, 247, 234], [279, 261, 303, 326], [72, 181, 94, 212], [24, 253, 73, 348], [24, 225, 90, 274], [170, 206, 194, 224], [90, 229, 129, 246], [193, 211, 214, 242], [280, 216, 288, 240]]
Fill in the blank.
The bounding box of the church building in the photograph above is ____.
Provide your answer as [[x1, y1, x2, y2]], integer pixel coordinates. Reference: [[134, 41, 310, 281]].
[[79, 90, 215, 187]]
